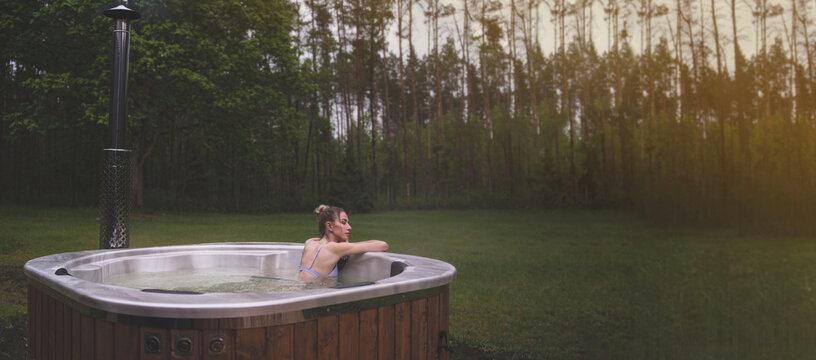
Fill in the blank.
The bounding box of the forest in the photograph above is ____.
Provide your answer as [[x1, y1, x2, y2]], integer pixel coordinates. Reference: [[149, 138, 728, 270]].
[[1, 0, 815, 234]]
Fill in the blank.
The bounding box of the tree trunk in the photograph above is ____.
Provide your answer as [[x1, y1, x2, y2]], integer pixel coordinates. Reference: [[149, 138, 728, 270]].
[[381, 8, 393, 204], [355, 0, 363, 163], [647, 0, 656, 180], [432, 0, 444, 196], [790, 0, 798, 121], [462, 0, 474, 195], [509, 0, 517, 119], [712, 0, 727, 195], [409, 0, 423, 196], [480, 0, 493, 191], [523, 0, 540, 136], [559, 1, 575, 198], [131, 130, 159, 209], [397, 0, 411, 199], [370, 13, 379, 199], [730, 0, 750, 162], [802, 1, 813, 107], [761, 0, 770, 127]]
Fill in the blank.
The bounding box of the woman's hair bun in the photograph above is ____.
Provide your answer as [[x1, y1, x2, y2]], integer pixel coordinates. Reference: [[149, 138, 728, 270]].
[[314, 204, 344, 235]]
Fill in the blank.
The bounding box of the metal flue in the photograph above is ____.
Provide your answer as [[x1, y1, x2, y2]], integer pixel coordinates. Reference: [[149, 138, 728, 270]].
[[99, 4, 139, 249]]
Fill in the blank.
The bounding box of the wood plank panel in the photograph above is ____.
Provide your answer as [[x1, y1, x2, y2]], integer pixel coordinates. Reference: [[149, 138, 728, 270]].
[[140, 327, 170, 360], [338, 313, 359, 359], [45, 289, 51, 360], [71, 309, 81, 360], [236, 327, 266, 360], [411, 298, 428, 360], [114, 323, 139, 360], [37, 286, 44, 360], [268, 324, 294, 360], [37, 288, 43, 360], [48, 291, 56, 360], [378, 305, 395, 360], [37, 292, 43, 359], [293, 320, 317, 360], [94, 318, 114, 360], [191, 318, 221, 329], [63, 303, 74, 360], [46, 289, 52, 360], [28, 285, 39, 360], [80, 314, 95, 360], [55, 301, 64, 359], [427, 295, 440, 360], [25, 285, 449, 360], [202, 330, 234, 360], [359, 309, 378, 360], [36, 286, 43, 360], [317, 315, 339, 360], [439, 290, 450, 360], [395, 302, 411, 360]]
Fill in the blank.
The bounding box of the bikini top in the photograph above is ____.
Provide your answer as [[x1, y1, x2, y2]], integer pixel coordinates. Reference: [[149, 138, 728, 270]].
[[298, 242, 339, 279]]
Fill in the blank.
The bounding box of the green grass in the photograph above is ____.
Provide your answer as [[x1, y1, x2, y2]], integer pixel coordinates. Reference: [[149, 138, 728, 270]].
[[3, 206, 816, 359]]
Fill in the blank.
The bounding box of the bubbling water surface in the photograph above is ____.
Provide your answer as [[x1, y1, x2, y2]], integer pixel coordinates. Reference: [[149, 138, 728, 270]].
[[102, 267, 364, 293]]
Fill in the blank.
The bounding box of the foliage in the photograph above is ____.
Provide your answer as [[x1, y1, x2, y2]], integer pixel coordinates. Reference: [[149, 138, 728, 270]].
[[2, 0, 816, 234]]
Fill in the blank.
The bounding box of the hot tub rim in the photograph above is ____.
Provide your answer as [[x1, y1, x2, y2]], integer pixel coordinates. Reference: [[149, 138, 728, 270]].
[[24, 242, 456, 319]]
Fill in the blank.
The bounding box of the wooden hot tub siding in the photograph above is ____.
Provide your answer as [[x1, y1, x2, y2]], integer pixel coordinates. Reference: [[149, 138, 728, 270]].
[[28, 283, 450, 360]]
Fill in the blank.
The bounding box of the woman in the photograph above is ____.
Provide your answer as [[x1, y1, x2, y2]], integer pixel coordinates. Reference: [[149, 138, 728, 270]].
[[298, 205, 389, 280]]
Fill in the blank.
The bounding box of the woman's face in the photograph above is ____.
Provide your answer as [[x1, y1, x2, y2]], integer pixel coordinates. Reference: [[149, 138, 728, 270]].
[[327, 211, 351, 242]]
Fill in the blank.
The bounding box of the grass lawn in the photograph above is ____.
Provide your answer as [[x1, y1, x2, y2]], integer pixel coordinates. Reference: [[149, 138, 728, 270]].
[[2, 206, 816, 359]]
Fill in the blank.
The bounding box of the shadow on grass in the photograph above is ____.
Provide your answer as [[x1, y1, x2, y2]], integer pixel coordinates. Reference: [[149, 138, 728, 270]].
[[0, 314, 27, 360], [0, 265, 27, 360], [451, 339, 537, 360], [452, 342, 510, 359]]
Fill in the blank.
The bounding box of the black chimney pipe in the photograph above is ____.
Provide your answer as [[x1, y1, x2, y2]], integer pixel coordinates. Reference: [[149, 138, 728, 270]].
[[99, 4, 139, 249]]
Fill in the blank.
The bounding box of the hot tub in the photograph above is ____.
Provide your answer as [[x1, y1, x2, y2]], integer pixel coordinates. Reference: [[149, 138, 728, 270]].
[[25, 242, 455, 360]]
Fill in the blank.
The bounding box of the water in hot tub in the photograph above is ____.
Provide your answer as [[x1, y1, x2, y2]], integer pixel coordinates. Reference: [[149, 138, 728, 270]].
[[101, 267, 368, 293]]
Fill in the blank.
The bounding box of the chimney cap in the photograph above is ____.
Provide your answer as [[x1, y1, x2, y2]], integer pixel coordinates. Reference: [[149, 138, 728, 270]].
[[104, 5, 140, 20]]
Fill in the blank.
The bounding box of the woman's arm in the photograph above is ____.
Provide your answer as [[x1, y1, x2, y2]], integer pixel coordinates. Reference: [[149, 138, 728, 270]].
[[327, 240, 389, 257]]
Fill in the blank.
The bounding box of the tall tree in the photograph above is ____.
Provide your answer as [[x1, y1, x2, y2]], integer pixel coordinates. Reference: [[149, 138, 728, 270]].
[[517, 0, 542, 135], [754, 0, 785, 129], [408, 0, 424, 194], [710, 0, 728, 194], [397, 0, 411, 198], [454, 0, 477, 194], [380, 0, 395, 203]]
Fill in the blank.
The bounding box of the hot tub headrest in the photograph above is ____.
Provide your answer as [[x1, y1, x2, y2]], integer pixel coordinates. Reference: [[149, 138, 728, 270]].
[[390, 261, 408, 277]]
